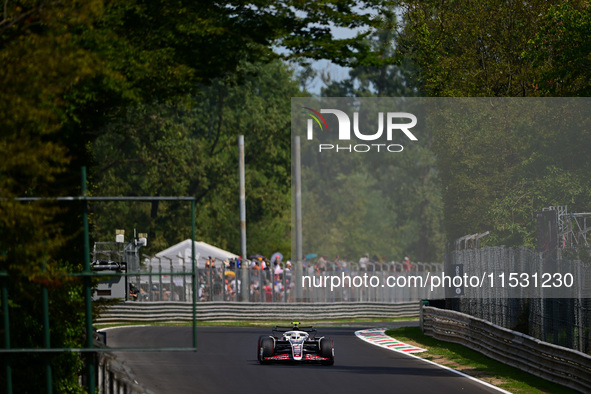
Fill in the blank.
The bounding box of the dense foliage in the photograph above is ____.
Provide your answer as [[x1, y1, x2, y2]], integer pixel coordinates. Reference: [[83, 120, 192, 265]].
[[311, 11, 444, 263], [0, 0, 393, 391], [398, 0, 591, 246], [1, 0, 591, 390], [91, 61, 298, 257]]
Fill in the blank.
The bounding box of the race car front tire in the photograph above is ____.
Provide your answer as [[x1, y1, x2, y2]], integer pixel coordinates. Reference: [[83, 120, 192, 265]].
[[319, 338, 334, 366], [257, 336, 265, 363], [259, 337, 274, 364]]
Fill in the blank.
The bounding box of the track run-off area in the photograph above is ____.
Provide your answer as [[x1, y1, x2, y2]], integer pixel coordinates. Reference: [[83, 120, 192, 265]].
[[102, 323, 509, 394]]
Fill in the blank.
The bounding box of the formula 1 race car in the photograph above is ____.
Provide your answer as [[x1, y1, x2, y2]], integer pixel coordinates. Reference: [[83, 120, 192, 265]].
[[257, 322, 334, 365]]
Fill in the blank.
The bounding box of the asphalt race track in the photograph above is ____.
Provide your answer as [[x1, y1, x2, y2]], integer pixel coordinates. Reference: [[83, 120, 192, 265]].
[[105, 324, 504, 394]]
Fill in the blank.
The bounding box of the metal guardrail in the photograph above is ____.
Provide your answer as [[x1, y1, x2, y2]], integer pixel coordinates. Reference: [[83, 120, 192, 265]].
[[421, 305, 591, 393], [93, 335, 152, 394], [97, 301, 420, 323], [97, 352, 152, 394]]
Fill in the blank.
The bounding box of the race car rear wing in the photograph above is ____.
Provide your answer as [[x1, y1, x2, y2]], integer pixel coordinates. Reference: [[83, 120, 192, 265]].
[[272, 322, 317, 338]]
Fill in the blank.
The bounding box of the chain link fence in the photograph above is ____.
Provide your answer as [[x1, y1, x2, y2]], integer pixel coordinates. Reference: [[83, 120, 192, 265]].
[[446, 246, 591, 354], [124, 260, 445, 303]]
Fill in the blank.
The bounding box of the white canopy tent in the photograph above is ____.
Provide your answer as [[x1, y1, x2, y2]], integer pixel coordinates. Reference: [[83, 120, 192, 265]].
[[132, 240, 240, 301], [146, 239, 239, 272]]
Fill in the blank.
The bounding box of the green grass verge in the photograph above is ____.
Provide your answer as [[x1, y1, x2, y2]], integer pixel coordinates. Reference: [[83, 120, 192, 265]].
[[385, 327, 578, 394]]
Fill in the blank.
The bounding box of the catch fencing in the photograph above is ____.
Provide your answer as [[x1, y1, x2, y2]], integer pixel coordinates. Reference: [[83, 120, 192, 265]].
[[446, 246, 591, 354], [127, 261, 444, 303], [96, 301, 420, 324], [421, 305, 591, 393]]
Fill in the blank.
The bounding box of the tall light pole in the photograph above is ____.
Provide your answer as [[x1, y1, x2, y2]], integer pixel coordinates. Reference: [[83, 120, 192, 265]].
[[239, 135, 249, 301], [294, 136, 303, 301]]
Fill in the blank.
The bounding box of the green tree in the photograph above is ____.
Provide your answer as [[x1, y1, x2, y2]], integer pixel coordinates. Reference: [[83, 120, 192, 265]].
[[298, 96, 444, 262], [313, 9, 444, 262], [429, 99, 534, 241], [1, 0, 397, 390], [91, 61, 299, 258], [300, 121, 443, 262], [485, 99, 591, 246], [322, 7, 418, 98], [399, 0, 560, 97], [526, 1, 591, 96], [398, 1, 591, 246], [1, 1, 104, 391], [301, 152, 398, 260]]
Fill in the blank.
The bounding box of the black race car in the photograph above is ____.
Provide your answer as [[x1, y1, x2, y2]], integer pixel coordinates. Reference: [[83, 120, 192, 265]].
[[257, 322, 334, 365]]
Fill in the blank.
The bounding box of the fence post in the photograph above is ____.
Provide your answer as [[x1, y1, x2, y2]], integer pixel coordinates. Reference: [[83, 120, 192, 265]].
[[81, 167, 96, 393], [1, 274, 12, 393], [419, 300, 426, 334], [42, 259, 52, 393]]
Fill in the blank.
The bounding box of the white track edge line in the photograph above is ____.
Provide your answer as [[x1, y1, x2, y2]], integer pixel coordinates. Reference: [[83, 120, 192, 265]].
[[355, 329, 512, 394]]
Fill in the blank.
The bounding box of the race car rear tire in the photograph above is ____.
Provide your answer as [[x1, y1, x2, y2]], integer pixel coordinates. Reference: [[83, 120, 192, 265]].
[[319, 338, 334, 366], [259, 337, 274, 364]]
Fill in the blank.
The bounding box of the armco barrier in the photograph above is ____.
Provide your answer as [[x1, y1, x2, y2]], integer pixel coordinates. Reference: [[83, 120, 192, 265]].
[[96, 301, 420, 323], [97, 352, 151, 394], [421, 306, 591, 393]]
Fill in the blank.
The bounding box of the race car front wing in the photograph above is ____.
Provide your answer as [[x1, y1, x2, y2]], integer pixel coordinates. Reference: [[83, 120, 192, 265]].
[[263, 354, 332, 362]]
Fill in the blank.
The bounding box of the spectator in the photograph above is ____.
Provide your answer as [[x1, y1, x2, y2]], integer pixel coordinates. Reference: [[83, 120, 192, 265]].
[[285, 261, 292, 281], [359, 253, 369, 271], [317, 256, 327, 272], [264, 280, 273, 302], [403, 256, 412, 271]]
